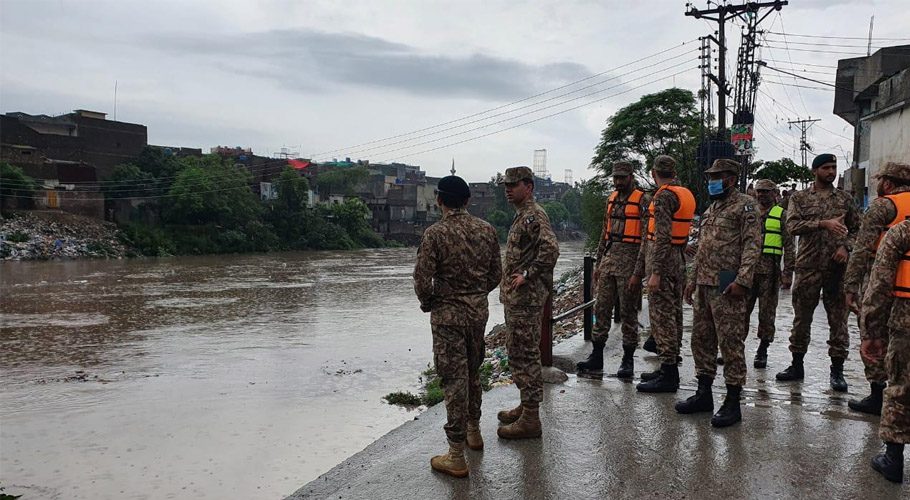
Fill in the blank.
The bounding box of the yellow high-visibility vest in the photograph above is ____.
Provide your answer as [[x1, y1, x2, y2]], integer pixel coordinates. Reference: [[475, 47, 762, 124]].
[[762, 205, 784, 256]]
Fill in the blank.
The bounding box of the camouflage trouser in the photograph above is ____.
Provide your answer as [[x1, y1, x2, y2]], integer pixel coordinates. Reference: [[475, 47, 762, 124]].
[[746, 272, 779, 343], [860, 297, 892, 384], [881, 330, 910, 444], [593, 273, 640, 347], [648, 264, 684, 365], [432, 323, 486, 443], [505, 305, 543, 408], [789, 267, 850, 359], [692, 285, 749, 386]]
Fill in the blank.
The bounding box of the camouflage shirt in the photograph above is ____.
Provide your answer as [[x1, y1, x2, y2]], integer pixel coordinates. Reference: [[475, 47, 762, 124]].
[[861, 219, 910, 335], [500, 198, 560, 307], [636, 182, 683, 278], [691, 191, 762, 288], [844, 186, 910, 295], [786, 184, 860, 270], [414, 208, 502, 325], [596, 189, 652, 277], [755, 204, 796, 277]]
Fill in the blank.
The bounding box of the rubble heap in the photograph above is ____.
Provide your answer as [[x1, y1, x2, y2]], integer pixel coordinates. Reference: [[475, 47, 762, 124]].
[[0, 211, 133, 260]]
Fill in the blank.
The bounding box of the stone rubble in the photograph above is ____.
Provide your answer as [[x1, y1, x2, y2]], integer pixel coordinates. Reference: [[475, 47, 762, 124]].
[[0, 212, 133, 260]]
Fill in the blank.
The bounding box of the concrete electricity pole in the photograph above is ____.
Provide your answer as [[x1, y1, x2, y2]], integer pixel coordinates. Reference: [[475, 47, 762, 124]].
[[787, 117, 821, 173]]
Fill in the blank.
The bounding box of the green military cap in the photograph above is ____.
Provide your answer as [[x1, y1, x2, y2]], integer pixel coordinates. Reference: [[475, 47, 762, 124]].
[[652, 155, 676, 174], [754, 178, 777, 191], [499, 166, 534, 184], [612, 161, 634, 177], [705, 158, 741, 175], [874, 162, 910, 182]]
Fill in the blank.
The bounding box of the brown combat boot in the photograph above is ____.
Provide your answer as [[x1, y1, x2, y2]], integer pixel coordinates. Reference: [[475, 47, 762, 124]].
[[497, 406, 542, 440], [430, 440, 468, 478], [497, 404, 522, 424], [466, 420, 484, 450]]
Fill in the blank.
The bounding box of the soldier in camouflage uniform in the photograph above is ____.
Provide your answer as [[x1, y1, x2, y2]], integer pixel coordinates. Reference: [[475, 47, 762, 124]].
[[414, 175, 502, 478], [635, 155, 696, 393], [677, 159, 762, 428], [862, 219, 910, 483], [576, 161, 650, 377], [746, 179, 795, 369], [845, 162, 910, 415], [776, 154, 860, 392], [496, 166, 560, 440]]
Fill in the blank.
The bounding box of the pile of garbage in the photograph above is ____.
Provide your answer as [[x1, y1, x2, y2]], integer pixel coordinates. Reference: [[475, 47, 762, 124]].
[[0, 211, 133, 260]]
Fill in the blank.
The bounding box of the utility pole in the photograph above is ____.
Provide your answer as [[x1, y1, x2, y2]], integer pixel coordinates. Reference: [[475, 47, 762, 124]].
[[787, 117, 820, 176]]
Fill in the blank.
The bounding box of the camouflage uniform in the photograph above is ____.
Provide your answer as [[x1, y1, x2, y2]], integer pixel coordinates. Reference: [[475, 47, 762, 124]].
[[594, 188, 651, 347], [501, 192, 560, 409], [786, 185, 860, 359], [414, 207, 502, 443], [690, 189, 763, 386], [746, 202, 795, 343], [846, 185, 910, 383], [862, 220, 910, 444]]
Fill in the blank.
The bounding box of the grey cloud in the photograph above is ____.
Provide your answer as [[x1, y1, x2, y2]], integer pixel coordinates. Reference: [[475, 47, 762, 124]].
[[145, 29, 592, 100]]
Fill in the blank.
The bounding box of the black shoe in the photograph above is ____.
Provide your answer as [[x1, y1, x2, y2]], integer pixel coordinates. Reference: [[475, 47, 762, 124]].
[[675, 376, 714, 414], [637, 364, 679, 393], [711, 385, 742, 427], [640, 367, 661, 381], [716, 356, 725, 365], [643, 335, 657, 354], [775, 353, 805, 381], [871, 443, 905, 483], [576, 339, 606, 372], [849, 382, 885, 415], [830, 358, 848, 393], [616, 345, 635, 379], [754, 341, 770, 369]]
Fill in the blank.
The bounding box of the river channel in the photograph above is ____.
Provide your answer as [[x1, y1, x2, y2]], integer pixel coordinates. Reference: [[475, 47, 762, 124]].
[[0, 241, 585, 499]]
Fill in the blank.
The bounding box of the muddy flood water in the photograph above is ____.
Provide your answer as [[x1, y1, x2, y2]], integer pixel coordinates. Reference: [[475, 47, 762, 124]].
[[0, 241, 585, 499]]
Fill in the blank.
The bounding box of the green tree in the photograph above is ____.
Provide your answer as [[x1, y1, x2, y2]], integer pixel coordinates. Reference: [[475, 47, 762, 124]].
[[163, 155, 261, 228], [560, 188, 582, 226], [315, 167, 369, 195], [753, 157, 813, 185], [579, 178, 608, 250], [104, 164, 159, 199], [0, 162, 38, 202], [274, 167, 310, 213], [542, 201, 569, 228], [136, 146, 183, 180]]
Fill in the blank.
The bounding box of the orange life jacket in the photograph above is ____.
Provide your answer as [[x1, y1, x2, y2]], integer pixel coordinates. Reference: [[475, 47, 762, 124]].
[[647, 184, 696, 246], [896, 249, 910, 298], [603, 189, 644, 244], [875, 192, 910, 252]]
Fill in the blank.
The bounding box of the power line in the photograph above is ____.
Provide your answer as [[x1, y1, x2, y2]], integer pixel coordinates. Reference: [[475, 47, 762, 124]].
[[763, 80, 835, 92], [762, 44, 867, 56], [766, 30, 910, 41], [764, 38, 883, 49]]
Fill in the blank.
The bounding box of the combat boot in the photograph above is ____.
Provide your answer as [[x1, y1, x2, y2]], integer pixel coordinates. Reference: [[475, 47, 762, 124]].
[[871, 443, 905, 483], [830, 357, 848, 392], [497, 406, 542, 440], [616, 345, 635, 379], [775, 353, 805, 381], [643, 335, 657, 353], [849, 382, 885, 415], [466, 420, 484, 451], [576, 339, 606, 372], [711, 384, 742, 428], [640, 367, 661, 381], [675, 375, 715, 414], [497, 404, 522, 424], [430, 440, 468, 478], [636, 363, 679, 393], [753, 340, 770, 369]]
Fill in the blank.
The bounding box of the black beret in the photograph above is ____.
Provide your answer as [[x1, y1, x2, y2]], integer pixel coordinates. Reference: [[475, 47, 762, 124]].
[[811, 153, 836, 169], [437, 175, 471, 198]]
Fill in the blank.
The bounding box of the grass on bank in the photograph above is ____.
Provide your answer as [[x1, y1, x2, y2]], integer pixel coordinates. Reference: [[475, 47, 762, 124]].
[[384, 360, 499, 408]]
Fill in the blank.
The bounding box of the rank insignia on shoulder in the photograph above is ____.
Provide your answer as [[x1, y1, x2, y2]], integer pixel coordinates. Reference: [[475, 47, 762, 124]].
[[525, 215, 536, 224]]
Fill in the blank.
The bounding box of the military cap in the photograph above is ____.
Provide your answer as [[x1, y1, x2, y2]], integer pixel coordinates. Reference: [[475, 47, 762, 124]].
[[874, 162, 910, 182], [652, 155, 676, 174], [499, 166, 534, 184], [811, 153, 836, 169], [705, 158, 741, 175], [612, 161, 634, 177], [436, 175, 471, 198], [753, 179, 777, 191]]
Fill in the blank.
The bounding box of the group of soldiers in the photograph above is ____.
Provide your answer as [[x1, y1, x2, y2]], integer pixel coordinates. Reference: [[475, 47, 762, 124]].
[[413, 155, 910, 484]]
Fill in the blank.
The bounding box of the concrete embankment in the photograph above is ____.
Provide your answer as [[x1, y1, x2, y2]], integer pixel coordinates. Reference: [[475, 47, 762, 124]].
[[0, 211, 133, 260]]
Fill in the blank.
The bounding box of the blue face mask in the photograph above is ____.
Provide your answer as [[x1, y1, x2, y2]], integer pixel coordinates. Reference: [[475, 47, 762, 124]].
[[708, 179, 725, 196]]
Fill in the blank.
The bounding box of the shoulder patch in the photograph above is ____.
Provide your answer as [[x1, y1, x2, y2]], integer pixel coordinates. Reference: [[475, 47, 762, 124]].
[[744, 204, 754, 212], [525, 215, 536, 224]]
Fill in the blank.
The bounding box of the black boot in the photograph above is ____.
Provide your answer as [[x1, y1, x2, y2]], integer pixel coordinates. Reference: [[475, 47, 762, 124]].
[[643, 335, 657, 353], [675, 375, 715, 414], [849, 382, 885, 415], [616, 345, 635, 379], [830, 357, 848, 392], [711, 385, 742, 427], [576, 339, 606, 372], [753, 340, 770, 369], [636, 363, 679, 393], [640, 367, 661, 381], [871, 442, 905, 483], [775, 353, 805, 381]]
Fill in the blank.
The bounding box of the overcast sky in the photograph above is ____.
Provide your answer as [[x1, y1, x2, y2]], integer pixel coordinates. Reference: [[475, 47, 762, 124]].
[[2, 0, 908, 182]]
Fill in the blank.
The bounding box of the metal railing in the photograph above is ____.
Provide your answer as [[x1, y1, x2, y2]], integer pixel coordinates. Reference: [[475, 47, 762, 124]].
[[540, 254, 596, 367]]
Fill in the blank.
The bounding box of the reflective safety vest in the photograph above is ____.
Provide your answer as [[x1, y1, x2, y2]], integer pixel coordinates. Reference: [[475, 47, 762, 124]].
[[604, 189, 644, 244], [762, 205, 785, 256], [875, 192, 910, 253], [647, 185, 696, 246]]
